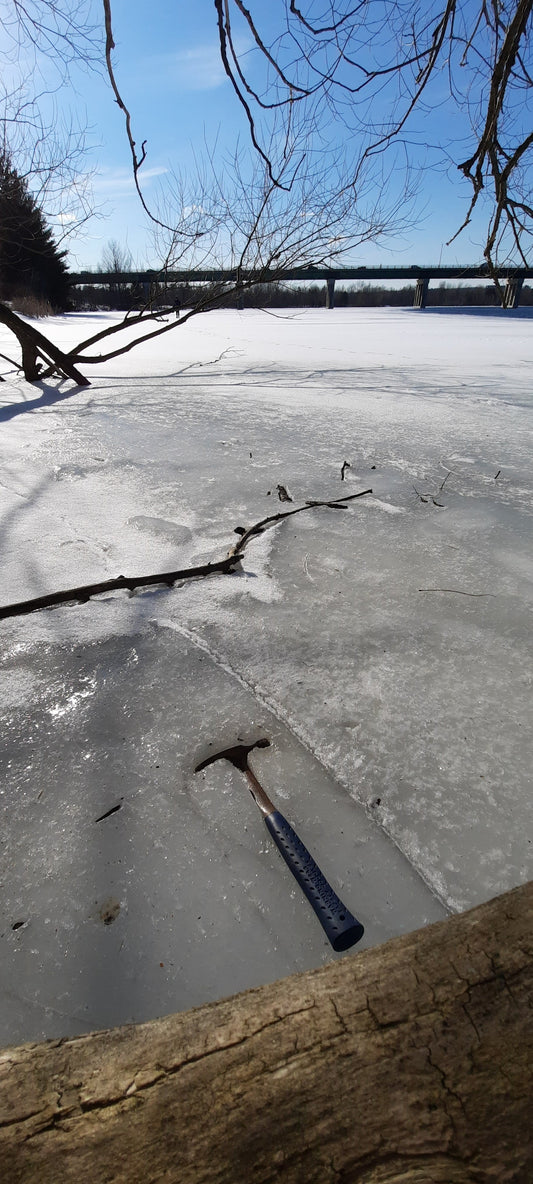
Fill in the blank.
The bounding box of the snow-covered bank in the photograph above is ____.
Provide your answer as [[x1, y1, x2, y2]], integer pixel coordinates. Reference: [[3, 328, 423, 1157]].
[[1, 308, 531, 1043]]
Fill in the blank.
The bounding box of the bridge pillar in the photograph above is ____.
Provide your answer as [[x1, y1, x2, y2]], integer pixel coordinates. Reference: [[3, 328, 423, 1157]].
[[413, 277, 429, 309], [326, 278, 335, 309], [502, 276, 524, 309]]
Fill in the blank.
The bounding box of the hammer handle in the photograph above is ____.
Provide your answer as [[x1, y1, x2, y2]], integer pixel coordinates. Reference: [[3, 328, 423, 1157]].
[[264, 810, 364, 952]]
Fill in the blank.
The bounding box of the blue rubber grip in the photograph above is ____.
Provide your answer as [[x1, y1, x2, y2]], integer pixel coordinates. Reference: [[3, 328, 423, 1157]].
[[264, 810, 364, 951]]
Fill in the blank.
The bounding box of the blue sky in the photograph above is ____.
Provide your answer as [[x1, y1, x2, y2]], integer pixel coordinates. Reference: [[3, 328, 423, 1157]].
[[55, 1, 499, 270]]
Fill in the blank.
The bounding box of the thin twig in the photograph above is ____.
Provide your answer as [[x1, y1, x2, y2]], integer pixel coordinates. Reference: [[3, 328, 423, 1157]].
[[413, 469, 452, 507], [227, 488, 372, 555], [418, 588, 496, 596], [0, 350, 20, 370]]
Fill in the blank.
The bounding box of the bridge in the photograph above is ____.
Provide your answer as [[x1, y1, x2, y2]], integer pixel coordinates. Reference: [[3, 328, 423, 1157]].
[[69, 264, 533, 310]]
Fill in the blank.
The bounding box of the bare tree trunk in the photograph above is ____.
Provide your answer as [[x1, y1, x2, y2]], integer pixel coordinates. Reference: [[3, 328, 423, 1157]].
[[0, 303, 90, 385], [20, 339, 40, 383], [1, 880, 532, 1183]]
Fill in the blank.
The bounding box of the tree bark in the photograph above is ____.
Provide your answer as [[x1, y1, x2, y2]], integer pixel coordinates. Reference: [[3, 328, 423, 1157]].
[[1, 881, 532, 1184]]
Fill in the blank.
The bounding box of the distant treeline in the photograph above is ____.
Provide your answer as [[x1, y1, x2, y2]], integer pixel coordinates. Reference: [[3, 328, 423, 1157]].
[[69, 280, 533, 312]]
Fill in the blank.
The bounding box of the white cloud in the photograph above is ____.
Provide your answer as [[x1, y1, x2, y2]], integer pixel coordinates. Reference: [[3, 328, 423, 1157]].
[[92, 166, 168, 199], [172, 45, 228, 90], [152, 38, 251, 92]]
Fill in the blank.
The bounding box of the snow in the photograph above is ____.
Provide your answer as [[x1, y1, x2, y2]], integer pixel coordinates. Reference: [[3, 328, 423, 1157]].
[[1, 306, 532, 1044]]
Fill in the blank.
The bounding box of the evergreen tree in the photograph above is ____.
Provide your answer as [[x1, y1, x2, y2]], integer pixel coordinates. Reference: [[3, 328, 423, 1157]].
[[0, 153, 69, 311]]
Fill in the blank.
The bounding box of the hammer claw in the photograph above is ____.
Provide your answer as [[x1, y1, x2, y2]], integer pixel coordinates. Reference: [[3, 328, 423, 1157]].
[[194, 737, 270, 774]]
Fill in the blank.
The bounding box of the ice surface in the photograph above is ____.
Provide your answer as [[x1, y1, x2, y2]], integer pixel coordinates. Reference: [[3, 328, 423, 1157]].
[[1, 307, 531, 1044]]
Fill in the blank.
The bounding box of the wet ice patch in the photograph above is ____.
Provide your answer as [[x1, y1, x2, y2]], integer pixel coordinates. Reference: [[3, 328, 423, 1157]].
[[364, 497, 406, 515], [127, 515, 193, 545], [237, 527, 284, 603], [48, 679, 97, 719]]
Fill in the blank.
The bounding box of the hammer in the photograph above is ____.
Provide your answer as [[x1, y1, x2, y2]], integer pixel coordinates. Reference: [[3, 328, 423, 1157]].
[[195, 738, 364, 952]]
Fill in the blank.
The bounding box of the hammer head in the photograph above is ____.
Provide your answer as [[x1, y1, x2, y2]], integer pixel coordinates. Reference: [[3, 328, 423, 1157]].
[[195, 737, 270, 774]]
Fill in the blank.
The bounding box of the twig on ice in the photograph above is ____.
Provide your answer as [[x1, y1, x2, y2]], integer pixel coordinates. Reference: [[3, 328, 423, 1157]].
[[227, 489, 372, 557], [418, 588, 495, 597], [0, 556, 244, 621], [0, 489, 372, 620], [413, 470, 452, 507]]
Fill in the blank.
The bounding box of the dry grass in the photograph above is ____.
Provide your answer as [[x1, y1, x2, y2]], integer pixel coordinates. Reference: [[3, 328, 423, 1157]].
[[11, 294, 54, 318]]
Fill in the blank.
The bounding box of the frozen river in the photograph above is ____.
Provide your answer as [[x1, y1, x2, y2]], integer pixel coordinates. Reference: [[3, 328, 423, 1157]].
[[1, 306, 532, 1044]]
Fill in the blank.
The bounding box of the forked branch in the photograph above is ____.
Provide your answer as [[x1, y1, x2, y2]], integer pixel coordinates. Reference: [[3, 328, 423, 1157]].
[[0, 489, 371, 620]]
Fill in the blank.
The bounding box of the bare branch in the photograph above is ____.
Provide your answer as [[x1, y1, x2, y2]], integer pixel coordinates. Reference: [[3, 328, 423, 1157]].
[[0, 489, 372, 620], [211, 2, 533, 270]]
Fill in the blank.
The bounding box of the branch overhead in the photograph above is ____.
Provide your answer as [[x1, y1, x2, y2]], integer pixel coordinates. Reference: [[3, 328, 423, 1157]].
[[209, 1, 533, 271]]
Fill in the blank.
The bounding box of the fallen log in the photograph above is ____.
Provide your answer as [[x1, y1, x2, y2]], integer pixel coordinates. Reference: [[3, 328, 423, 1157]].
[[1, 881, 532, 1183]]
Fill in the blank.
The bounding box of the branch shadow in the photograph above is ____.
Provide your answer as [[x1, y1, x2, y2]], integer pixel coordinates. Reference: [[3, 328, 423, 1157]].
[[0, 378, 87, 422]]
